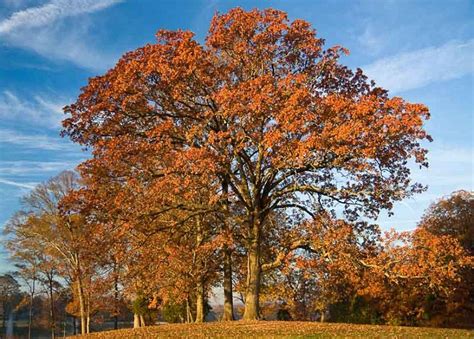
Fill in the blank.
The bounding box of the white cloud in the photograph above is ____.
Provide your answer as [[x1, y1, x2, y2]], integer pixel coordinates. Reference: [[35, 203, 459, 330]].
[[0, 0, 122, 70], [0, 160, 80, 175], [0, 178, 37, 189], [363, 39, 474, 93], [0, 90, 65, 129], [0, 129, 77, 150], [0, 0, 121, 34]]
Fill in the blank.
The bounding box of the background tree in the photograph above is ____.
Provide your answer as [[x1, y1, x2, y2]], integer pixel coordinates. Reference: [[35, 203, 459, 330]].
[[12, 262, 37, 339], [4, 211, 70, 338], [416, 190, 474, 327], [357, 227, 472, 326], [0, 274, 21, 329], [419, 190, 473, 254], [3, 228, 42, 339], [3, 171, 94, 335]]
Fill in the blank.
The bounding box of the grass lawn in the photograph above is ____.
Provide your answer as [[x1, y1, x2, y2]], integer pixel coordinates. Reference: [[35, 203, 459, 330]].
[[73, 321, 473, 338]]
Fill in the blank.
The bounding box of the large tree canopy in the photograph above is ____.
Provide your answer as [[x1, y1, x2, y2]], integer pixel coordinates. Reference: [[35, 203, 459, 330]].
[[62, 8, 431, 319]]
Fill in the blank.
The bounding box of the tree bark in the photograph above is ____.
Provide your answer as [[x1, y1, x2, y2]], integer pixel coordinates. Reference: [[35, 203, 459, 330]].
[[48, 272, 56, 339], [186, 298, 194, 323], [139, 315, 146, 327], [221, 178, 235, 321], [133, 313, 140, 328], [194, 217, 205, 323], [86, 289, 90, 334], [222, 246, 234, 321], [195, 280, 205, 323], [28, 277, 35, 339], [114, 272, 119, 329], [76, 277, 86, 335], [243, 216, 261, 320]]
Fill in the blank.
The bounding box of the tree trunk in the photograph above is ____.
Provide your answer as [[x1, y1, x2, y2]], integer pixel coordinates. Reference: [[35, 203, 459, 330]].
[[86, 282, 91, 334], [221, 178, 235, 321], [113, 262, 119, 330], [194, 217, 205, 323], [243, 216, 261, 320], [133, 314, 140, 328], [186, 298, 194, 323], [48, 273, 56, 339], [28, 301, 32, 339], [114, 272, 119, 330], [222, 247, 234, 321], [86, 290, 90, 334], [195, 280, 205, 323], [72, 317, 76, 335], [28, 277, 35, 339], [242, 243, 261, 320], [320, 311, 325, 323], [139, 315, 146, 327], [76, 278, 86, 335]]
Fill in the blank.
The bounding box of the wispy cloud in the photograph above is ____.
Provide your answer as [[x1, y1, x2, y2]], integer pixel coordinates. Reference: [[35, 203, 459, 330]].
[[412, 144, 474, 189], [0, 0, 122, 70], [0, 0, 121, 34], [0, 129, 77, 151], [0, 90, 65, 129], [0, 178, 37, 189], [0, 160, 80, 175], [363, 39, 474, 93]]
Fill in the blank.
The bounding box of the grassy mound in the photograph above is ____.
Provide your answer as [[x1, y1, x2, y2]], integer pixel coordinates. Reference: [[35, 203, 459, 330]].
[[74, 321, 473, 338]]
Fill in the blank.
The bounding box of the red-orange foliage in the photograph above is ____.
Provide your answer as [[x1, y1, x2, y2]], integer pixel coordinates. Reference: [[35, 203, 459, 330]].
[[357, 227, 472, 326], [414, 190, 474, 327], [419, 190, 473, 254], [260, 212, 472, 326]]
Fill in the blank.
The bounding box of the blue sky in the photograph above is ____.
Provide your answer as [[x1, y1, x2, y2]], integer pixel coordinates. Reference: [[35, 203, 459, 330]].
[[0, 0, 473, 272]]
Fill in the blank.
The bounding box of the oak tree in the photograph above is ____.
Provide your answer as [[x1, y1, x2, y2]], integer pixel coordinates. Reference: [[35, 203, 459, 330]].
[[63, 8, 431, 319]]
